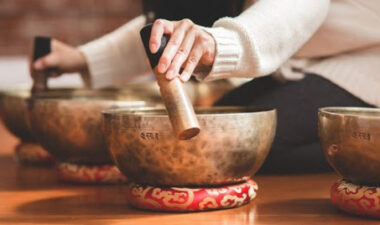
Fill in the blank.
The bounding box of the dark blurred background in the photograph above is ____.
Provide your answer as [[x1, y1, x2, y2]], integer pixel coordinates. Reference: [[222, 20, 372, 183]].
[[0, 0, 142, 55]]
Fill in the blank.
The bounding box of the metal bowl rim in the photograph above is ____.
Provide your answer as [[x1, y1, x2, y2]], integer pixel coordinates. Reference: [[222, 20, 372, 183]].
[[0, 89, 30, 98], [319, 107, 380, 120], [102, 106, 276, 118], [28, 97, 147, 104], [0, 88, 133, 99]]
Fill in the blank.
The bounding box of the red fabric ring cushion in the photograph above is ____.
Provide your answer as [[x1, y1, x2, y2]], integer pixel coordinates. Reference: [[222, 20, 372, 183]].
[[15, 142, 53, 165], [128, 179, 258, 212], [57, 163, 128, 184], [331, 179, 380, 218]]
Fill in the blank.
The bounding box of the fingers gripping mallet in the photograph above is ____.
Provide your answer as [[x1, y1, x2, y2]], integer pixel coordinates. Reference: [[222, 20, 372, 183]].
[[140, 24, 200, 140]]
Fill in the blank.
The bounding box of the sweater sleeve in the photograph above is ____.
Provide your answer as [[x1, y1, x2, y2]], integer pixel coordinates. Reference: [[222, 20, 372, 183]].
[[195, 0, 330, 81], [79, 15, 151, 88]]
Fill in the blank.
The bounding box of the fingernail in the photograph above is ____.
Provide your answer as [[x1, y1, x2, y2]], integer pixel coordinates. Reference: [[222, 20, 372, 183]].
[[150, 43, 157, 53], [166, 70, 175, 79], [158, 63, 166, 73], [180, 73, 189, 82]]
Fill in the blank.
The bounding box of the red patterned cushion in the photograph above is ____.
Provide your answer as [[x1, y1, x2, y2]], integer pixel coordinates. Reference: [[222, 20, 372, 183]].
[[14, 142, 54, 165], [128, 179, 258, 211], [331, 179, 380, 218], [57, 163, 127, 184]]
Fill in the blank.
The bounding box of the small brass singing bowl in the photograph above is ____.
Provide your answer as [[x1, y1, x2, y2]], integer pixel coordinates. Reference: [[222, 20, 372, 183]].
[[318, 107, 380, 185], [27, 89, 150, 165], [102, 106, 277, 187]]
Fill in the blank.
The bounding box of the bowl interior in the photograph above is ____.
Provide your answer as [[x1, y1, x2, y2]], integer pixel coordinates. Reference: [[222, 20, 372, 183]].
[[31, 89, 127, 99]]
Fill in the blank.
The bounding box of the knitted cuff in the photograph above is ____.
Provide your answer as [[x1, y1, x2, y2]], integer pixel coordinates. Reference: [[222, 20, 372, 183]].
[[195, 27, 242, 81], [78, 38, 119, 89]]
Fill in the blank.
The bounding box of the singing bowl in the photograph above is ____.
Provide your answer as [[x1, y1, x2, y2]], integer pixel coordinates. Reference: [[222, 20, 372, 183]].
[[0, 89, 35, 141], [319, 107, 380, 185], [0, 88, 141, 142], [103, 107, 276, 186], [0, 88, 91, 141], [27, 90, 149, 165]]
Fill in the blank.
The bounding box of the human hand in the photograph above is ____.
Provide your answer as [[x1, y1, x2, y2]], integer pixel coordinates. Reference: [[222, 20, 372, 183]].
[[31, 39, 88, 78], [149, 19, 216, 82]]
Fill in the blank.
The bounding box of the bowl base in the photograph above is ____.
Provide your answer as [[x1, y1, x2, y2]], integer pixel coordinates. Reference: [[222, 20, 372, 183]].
[[128, 179, 258, 212], [14, 142, 54, 165], [57, 163, 127, 184], [331, 179, 380, 218]]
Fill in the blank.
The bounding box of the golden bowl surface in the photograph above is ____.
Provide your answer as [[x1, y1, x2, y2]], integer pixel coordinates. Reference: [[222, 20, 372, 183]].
[[27, 89, 148, 165], [103, 106, 277, 186], [319, 107, 380, 185]]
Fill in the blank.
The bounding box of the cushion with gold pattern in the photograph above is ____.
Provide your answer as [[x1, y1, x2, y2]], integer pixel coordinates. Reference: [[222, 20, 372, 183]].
[[57, 163, 127, 184], [128, 179, 258, 211], [331, 179, 380, 218]]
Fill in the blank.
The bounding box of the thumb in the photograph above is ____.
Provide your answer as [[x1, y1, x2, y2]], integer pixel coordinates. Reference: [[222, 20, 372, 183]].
[[33, 53, 59, 71]]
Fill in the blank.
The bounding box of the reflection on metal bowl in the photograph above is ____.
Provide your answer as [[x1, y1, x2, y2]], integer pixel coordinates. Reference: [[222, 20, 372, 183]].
[[319, 107, 380, 185], [103, 106, 276, 187]]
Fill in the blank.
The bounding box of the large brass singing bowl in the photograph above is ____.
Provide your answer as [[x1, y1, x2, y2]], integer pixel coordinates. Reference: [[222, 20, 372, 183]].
[[319, 107, 380, 185], [103, 107, 276, 186], [0, 88, 138, 142], [27, 90, 148, 165], [0, 89, 34, 141]]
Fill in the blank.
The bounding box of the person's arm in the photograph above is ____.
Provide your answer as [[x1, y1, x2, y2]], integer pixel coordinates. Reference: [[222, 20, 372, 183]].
[[32, 15, 150, 89], [196, 0, 330, 81], [79, 15, 150, 88]]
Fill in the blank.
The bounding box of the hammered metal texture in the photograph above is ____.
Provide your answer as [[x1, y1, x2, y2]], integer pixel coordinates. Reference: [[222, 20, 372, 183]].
[[103, 107, 276, 186], [27, 90, 148, 165]]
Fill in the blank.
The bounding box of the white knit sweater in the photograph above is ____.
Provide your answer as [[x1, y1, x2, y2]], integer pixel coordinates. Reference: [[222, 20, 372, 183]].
[[80, 0, 380, 107]]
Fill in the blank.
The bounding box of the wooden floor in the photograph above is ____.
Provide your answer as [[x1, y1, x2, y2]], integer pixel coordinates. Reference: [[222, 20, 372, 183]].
[[0, 122, 378, 225]]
